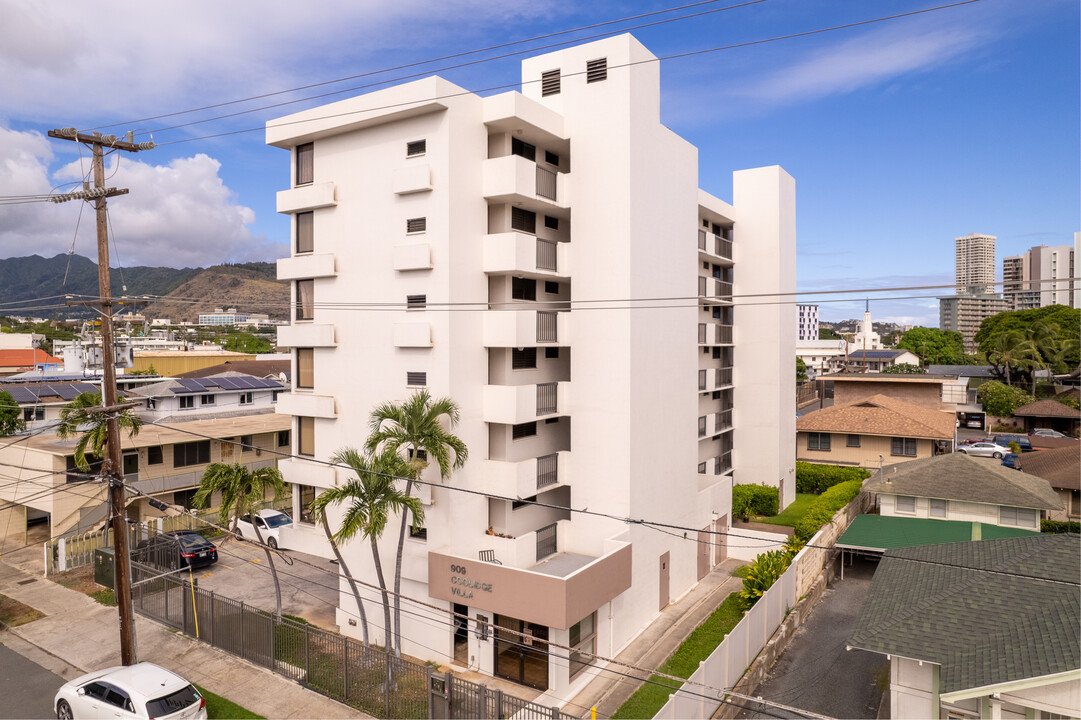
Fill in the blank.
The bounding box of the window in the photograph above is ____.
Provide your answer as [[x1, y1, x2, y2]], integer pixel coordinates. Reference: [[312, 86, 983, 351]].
[[406, 294, 427, 310], [298, 416, 315, 456], [512, 347, 537, 369], [544, 215, 559, 230], [272, 390, 280, 403], [511, 277, 537, 301], [847, 434, 861, 447], [511, 421, 537, 439], [296, 279, 314, 321], [179, 396, 194, 410], [512, 494, 537, 510], [67, 455, 102, 484], [544, 150, 560, 166], [22, 407, 44, 421], [511, 137, 536, 161], [1000, 506, 1038, 528], [698, 416, 707, 437], [406, 217, 427, 234], [298, 484, 316, 524], [409, 448, 428, 462], [406, 139, 426, 157], [545, 347, 559, 359], [895, 495, 916, 514], [201, 394, 215, 406], [173, 488, 197, 510], [295, 143, 313, 185], [544, 281, 559, 295], [569, 612, 597, 678], [409, 517, 427, 540], [541, 69, 560, 96], [807, 432, 831, 451], [930, 498, 947, 518], [239, 392, 253, 405], [148, 446, 163, 465], [698, 462, 707, 474], [173, 441, 210, 468], [277, 430, 290, 448], [239, 435, 253, 450], [511, 206, 536, 233], [297, 348, 314, 389], [586, 57, 607, 83], [296, 211, 314, 254], [891, 437, 918, 457], [406, 371, 427, 386]]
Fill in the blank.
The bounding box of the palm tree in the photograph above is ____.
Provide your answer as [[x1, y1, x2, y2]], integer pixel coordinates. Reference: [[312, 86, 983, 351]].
[[366, 390, 467, 656], [55, 391, 142, 472], [193, 462, 287, 618], [988, 331, 1039, 387], [312, 447, 423, 654]]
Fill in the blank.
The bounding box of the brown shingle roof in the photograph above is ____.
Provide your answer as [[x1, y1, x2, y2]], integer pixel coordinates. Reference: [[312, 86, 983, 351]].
[[1013, 398, 1081, 419], [1015, 446, 1081, 491], [176, 359, 291, 379], [796, 393, 955, 440]]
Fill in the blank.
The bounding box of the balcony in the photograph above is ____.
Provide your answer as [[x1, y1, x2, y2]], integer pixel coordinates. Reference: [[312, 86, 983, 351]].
[[697, 229, 734, 262], [277, 253, 336, 281], [715, 452, 732, 474], [483, 232, 569, 278], [428, 527, 632, 630], [698, 366, 734, 391], [276, 182, 336, 214], [277, 392, 337, 419], [483, 382, 568, 425], [484, 310, 569, 347], [717, 366, 733, 387], [697, 276, 733, 302], [132, 459, 276, 495], [277, 323, 336, 348], [697, 323, 733, 346], [699, 409, 733, 439], [394, 323, 433, 348], [484, 452, 566, 499], [483, 155, 568, 210]]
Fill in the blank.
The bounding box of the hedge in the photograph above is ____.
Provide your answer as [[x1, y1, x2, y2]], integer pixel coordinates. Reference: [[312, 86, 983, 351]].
[[793, 480, 863, 541], [732, 484, 779, 521], [796, 462, 871, 494], [1042, 519, 1081, 534]]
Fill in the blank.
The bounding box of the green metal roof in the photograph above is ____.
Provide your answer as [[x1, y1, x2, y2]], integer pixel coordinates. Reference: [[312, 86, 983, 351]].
[[836, 514, 1038, 552]]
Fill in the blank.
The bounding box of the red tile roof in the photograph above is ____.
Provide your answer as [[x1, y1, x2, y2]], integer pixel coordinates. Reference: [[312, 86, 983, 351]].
[[0, 348, 62, 367]]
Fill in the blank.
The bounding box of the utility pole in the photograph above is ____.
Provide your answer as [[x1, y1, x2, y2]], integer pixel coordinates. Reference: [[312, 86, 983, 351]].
[[48, 128, 153, 666]]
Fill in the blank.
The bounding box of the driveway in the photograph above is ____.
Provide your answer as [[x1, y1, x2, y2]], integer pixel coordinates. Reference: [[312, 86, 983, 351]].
[[0, 640, 66, 719], [737, 556, 886, 719], [192, 537, 340, 629]]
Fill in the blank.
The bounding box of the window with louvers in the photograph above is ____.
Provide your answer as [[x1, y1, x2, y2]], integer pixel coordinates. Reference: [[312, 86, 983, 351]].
[[512, 422, 537, 439], [406, 372, 427, 386], [406, 217, 427, 233], [512, 348, 537, 369], [586, 58, 607, 83], [541, 69, 561, 96], [406, 139, 426, 157], [511, 206, 536, 233], [406, 294, 427, 310]]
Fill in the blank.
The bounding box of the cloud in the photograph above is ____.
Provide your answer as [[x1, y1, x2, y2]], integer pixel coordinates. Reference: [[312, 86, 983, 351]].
[[0, 125, 278, 267]]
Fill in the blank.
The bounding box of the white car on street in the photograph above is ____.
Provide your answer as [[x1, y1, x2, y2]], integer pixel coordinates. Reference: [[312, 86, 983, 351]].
[[956, 441, 1010, 459], [54, 662, 206, 719], [235, 509, 293, 549]]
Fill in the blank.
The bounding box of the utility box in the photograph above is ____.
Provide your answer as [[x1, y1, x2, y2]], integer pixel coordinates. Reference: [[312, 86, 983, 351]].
[[94, 547, 115, 589]]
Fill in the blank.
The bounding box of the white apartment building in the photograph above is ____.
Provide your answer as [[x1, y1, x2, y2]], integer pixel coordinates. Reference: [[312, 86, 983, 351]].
[[1002, 244, 1076, 311], [268, 35, 795, 699], [197, 308, 275, 328], [955, 233, 996, 294], [796, 339, 848, 378], [797, 304, 818, 341]]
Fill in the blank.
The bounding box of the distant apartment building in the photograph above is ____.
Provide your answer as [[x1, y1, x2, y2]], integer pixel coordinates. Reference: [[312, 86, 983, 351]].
[[198, 308, 273, 327], [1003, 244, 1076, 310], [797, 303, 819, 340], [939, 293, 1009, 354], [1074, 232, 1081, 309], [942, 233, 1007, 353], [267, 34, 796, 697], [955, 233, 996, 294]]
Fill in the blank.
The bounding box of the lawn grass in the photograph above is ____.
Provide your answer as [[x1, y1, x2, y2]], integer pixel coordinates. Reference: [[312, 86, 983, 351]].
[[612, 593, 744, 719], [754, 493, 817, 528], [89, 588, 116, 606], [194, 684, 265, 720], [0, 593, 45, 627]]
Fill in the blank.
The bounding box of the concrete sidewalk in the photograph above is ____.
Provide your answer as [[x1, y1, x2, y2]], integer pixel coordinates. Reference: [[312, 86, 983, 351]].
[[562, 559, 745, 719], [0, 557, 365, 719]]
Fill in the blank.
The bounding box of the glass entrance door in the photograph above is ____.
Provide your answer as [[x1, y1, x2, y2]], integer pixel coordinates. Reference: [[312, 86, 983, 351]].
[[493, 614, 549, 690]]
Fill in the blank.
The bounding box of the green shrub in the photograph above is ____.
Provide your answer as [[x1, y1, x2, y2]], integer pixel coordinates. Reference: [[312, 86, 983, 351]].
[[978, 380, 1035, 418], [795, 462, 870, 494], [1008, 441, 1021, 454], [732, 484, 779, 521], [1042, 519, 1081, 534], [739, 550, 791, 610], [793, 480, 863, 541]]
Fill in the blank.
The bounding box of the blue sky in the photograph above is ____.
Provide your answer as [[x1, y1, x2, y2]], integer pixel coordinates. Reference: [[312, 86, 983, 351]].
[[0, 0, 1076, 326]]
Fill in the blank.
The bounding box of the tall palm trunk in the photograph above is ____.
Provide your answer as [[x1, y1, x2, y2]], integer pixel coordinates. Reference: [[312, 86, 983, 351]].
[[250, 519, 283, 619], [370, 536, 393, 653], [321, 514, 369, 646], [391, 476, 413, 658]]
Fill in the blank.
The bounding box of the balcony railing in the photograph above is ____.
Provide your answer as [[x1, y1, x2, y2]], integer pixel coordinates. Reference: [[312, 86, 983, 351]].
[[715, 452, 732, 474], [718, 324, 732, 343], [536, 522, 557, 561], [537, 453, 558, 489], [717, 409, 732, 431], [537, 382, 557, 415], [698, 416, 707, 437], [536, 238, 557, 271], [698, 369, 707, 391], [697, 229, 733, 259], [536, 166, 557, 201], [717, 366, 733, 386], [537, 311, 558, 343], [698, 324, 733, 345]]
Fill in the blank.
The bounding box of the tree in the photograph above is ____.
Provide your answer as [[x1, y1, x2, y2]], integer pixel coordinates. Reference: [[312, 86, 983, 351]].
[[896, 327, 965, 366], [0, 391, 26, 437], [795, 358, 808, 383], [882, 363, 924, 374], [55, 391, 142, 471], [987, 330, 1040, 387], [193, 463, 287, 618], [312, 448, 422, 653], [977, 380, 1034, 418], [819, 327, 841, 340], [366, 390, 467, 656], [975, 306, 1081, 366]]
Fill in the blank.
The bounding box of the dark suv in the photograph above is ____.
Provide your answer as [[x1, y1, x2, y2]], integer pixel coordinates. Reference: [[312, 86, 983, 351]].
[[134, 531, 218, 571]]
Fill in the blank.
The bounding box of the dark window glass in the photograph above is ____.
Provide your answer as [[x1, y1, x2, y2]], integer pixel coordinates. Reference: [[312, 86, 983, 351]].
[[512, 422, 537, 439], [145, 685, 200, 718], [67, 455, 103, 483], [544, 215, 559, 230], [847, 434, 861, 448], [173, 441, 210, 468], [298, 484, 315, 524], [148, 446, 163, 465], [544, 281, 559, 294], [512, 348, 537, 369], [511, 277, 537, 301], [277, 430, 290, 447], [807, 433, 831, 451], [511, 206, 537, 233], [179, 396, 194, 409], [545, 347, 559, 359], [295, 143, 313, 185], [296, 211, 314, 253], [511, 137, 536, 161], [544, 151, 559, 167]]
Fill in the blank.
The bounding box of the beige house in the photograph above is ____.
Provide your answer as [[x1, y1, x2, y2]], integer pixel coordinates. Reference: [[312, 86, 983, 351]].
[[797, 394, 955, 467]]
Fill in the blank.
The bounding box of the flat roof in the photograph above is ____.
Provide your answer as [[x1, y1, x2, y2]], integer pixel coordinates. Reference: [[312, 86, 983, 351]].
[[836, 514, 1038, 553]]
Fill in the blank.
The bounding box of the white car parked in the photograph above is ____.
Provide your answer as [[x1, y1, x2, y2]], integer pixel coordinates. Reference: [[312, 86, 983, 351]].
[[54, 662, 206, 720], [235, 509, 293, 549]]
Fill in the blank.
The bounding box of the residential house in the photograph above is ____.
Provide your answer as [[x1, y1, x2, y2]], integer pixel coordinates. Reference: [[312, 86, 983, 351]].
[[1011, 445, 1081, 521], [0, 380, 99, 431], [796, 339, 847, 379], [1012, 397, 1081, 437], [0, 348, 62, 377], [829, 372, 984, 426], [843, 349, 921, 373], [175, 359, 291, 383], [131, 349, 256, 376], [849, 534, 1080, 719], [796, 394, 955, 467], [127, 372, 285, 421]]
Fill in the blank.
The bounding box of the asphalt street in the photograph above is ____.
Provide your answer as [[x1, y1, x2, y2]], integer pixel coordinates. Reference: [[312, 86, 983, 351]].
[[0, 640, 65, 719]]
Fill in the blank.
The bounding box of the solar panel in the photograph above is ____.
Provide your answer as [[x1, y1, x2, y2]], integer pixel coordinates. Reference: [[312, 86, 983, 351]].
[[213, 377, 242, 390], [5, 387, 36, 403], [171, 378, 203, 394]]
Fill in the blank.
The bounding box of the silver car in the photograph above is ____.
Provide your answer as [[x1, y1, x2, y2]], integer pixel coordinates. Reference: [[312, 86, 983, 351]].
[[54, 662, 206, 719], [957, 441, 1010, 459], [1031, 428, 1068, 439]]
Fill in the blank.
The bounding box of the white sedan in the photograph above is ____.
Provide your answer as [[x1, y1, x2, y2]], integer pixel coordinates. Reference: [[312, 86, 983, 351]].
[[957, 441, 1010, 459], [235, 509, 293, 549], [54, 662, 205, 719]]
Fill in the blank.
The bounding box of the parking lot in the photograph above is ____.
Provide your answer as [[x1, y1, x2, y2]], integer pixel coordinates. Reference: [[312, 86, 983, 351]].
[[191, 536, 341, 629]]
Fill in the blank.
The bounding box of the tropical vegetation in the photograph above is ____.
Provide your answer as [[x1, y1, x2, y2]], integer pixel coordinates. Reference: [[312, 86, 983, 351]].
[[977, 380, 1035, 418], [55, 391, 142, 472], [796, 357, 807, 383], [731, 484, 779, 521], [882, 362, 923, 374], [795, 462, 870, 494], [0, 390, 25, 437], [896, 326, 966, 365], [974, 307, 1081, 388], [793, 479, 863, 541]]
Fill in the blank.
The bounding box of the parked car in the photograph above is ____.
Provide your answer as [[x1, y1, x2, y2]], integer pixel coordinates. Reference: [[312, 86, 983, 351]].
[[54, 662, 206, 719], [134, 531, 217, 571], [235, 509, 293, 549], [956, 442, 1011, 459], [1030, 428, 1068, 439], [991, 434, 1034, 452], [965, 417, 983, 429], [961, 436, 993, 445], [1001, 453, 1021, 470]]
